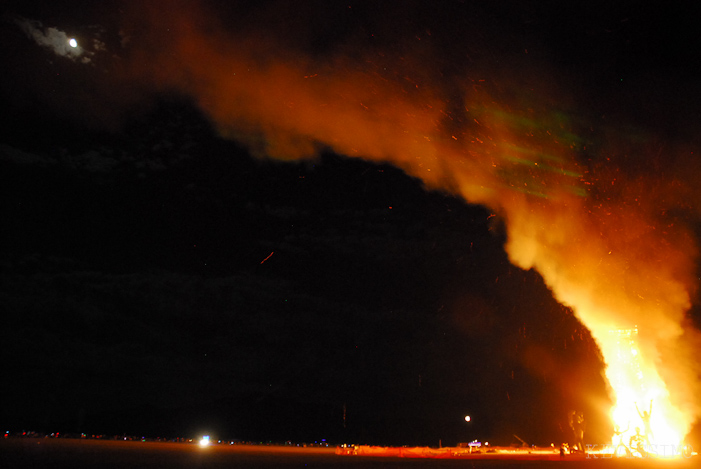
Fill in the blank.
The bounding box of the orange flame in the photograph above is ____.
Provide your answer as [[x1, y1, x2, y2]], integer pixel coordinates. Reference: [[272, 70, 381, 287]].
[[120, 2, 701, 444]]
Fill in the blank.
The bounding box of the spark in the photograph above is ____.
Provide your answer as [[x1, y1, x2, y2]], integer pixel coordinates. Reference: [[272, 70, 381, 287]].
[[260, 251, 274, 264]]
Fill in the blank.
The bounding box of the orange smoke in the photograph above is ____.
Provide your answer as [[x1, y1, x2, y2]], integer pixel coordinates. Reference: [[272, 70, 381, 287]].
[[121, 2, 701, 443]]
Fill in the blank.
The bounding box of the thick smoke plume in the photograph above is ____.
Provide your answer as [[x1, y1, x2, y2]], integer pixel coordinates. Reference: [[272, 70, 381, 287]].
[[115, 2, 701, 439]]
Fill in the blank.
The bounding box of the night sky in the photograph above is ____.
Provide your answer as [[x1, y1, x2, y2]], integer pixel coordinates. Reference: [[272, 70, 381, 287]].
[[2, 1, 701, 447]]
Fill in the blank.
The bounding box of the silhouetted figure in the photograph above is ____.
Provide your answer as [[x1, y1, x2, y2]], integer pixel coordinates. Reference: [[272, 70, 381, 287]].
[[574, 412, 585, 452], [612, 423, 629, 447], [568, 411, 585, 452], [612, 423, 631, 457], [635, 400, 653, 443], [568, 411, 577, 451], [629, 427, 647, 457]]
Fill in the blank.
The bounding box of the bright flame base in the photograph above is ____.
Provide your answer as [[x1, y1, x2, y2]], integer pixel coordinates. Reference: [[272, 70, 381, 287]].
[[602, 326, 684, 449]]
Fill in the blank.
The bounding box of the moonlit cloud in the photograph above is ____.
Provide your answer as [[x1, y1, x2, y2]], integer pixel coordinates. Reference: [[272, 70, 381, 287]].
[[13, 16, 87, 62]]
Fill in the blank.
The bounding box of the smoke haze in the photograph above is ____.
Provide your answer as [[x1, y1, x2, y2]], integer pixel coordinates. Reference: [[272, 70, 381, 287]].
[[119, 1, 701, 437], [6, 0, 701, 440]]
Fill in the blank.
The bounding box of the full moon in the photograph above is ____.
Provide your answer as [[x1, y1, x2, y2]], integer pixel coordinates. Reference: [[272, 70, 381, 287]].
[[464, 415, 471, 422], [69, 38, 77, 48]]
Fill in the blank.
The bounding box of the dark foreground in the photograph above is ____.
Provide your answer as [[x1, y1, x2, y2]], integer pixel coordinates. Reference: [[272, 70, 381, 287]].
[[1, 439, 697, 468]]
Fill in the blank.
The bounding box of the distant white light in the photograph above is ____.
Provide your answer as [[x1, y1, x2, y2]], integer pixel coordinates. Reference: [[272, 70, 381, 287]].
[[199, 435, 210, 447], [465, 415, 471, 422], [69, 38, 77, 48]]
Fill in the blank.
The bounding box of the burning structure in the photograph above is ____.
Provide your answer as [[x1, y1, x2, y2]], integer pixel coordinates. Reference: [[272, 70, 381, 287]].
[[605, 326, 686, 447], [606, 327, 661, 447]]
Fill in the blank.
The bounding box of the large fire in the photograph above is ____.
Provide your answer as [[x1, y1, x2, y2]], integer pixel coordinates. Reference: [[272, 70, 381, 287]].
[[118, 2, 701, 448], [606, 327, 683, 448], [464, 109, 700, 451]]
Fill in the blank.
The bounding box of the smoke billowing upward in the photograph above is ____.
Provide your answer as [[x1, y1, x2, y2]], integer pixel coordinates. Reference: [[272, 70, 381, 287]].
[[8, 1, 699, 440], [113, 1, 701, 438]]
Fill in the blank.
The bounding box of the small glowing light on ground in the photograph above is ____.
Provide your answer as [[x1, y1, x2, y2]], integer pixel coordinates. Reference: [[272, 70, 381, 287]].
[[199, 435, 210, 447], [69, 38, 77, 48], [464, 415, 471, 422]]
